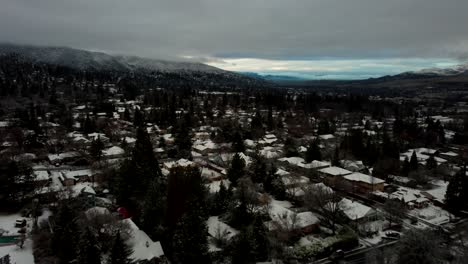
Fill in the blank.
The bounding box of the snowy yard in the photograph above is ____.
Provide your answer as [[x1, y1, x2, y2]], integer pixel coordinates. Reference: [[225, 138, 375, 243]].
[[0, 213, 34, 264], [0, 239, 34, 264]]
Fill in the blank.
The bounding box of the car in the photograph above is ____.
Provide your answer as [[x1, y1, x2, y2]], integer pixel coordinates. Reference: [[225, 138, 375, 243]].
[[385, 231, 401, 239], [329, 249, 345, 261], [15, 218, 26, 228]]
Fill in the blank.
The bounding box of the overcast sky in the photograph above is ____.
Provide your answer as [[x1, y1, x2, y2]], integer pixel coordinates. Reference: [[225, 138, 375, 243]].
[[1, 0, 468, 79]]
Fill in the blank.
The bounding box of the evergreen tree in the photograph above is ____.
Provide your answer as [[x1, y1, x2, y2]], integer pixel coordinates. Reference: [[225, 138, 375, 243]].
[[445, 167, 468, 212], [212, 181, 232, 215], [264, 166, 286, 200], [250, 153, 267, 183], [426, 154, 437, 170], [305, 140, 322, 163], [227, 153, 246, 186], [114, 127, 162, 202], [317, 119, 331, 135], [172, 203, 210, 263], [231, 228, 255, 264], [251, 216, 269, 261], [132, 127, 162, 182], [283, 137, 298, 157], [110, 232, 134, 264], [174, 122, 192, 159], [133, 108, 144, 127], [77, 227, 101, 264], [89, 136, 104, 161], [410, 151, 419, 171], [267, 106, 275, 131], [166, 166, 208, 229], [83, 114, 96, 134], [0, 159, 35, 207], [232, 131, 245, 153], [52, 204, 78, 264], [332, 147, 340, 166], [140, 178, 166, 240], [401, 157, 410, 176]]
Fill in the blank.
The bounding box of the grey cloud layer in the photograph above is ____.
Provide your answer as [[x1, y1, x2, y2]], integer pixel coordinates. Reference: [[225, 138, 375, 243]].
[[1, 0, 468, 61]]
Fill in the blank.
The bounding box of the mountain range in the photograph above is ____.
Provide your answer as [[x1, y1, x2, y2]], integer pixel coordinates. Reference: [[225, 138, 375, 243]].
[[0, 43, 224, 73], [1, 43, 468, 88]]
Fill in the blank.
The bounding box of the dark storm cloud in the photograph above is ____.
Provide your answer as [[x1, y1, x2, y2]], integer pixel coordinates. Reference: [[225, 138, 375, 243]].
[[1, 0, 468, 61]]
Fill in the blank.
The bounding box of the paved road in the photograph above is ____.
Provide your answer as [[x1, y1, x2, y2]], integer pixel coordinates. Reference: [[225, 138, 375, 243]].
[[311, 240, 398, 264]]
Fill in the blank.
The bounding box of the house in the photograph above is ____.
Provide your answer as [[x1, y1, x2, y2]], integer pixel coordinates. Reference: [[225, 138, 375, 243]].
[[339, 160, 366, 172], [343, 172, 385, 193], [295, 211, 320, 233], [192, 140, 218, 156], [267, 199, 319, 234], [318, 166, 352, 186], [102, 146, 125, 158], [33, 170, 51, 186], [47, 151, 81, 165], [201, 167, 223, 181], [163, 158, 196, 170], [340, 198, 378, 222], [372, 186, 429, 209], [260, 146, 282, 159], [122, 218, 165, 262], [59, 169, 94, 186]]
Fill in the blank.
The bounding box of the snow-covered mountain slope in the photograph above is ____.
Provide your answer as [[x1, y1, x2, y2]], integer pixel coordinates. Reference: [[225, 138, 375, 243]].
[[406, 64, 468, 77], [0, 43, 224, 73]]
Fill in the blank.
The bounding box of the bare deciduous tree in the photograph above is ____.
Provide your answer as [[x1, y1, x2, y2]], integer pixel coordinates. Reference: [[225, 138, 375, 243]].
[[302, 184, 345, 234]]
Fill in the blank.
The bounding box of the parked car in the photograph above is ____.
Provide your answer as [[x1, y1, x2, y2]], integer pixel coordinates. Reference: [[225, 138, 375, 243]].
[[329, 249, 345, 261], [385, 231, 401, 239], [15, 218, 26, 228]]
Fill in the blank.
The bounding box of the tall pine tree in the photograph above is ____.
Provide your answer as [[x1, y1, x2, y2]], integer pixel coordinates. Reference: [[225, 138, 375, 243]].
[[445, 166, 468, 212], [77, 227, 101, 264], [227, 153, 246, 186]]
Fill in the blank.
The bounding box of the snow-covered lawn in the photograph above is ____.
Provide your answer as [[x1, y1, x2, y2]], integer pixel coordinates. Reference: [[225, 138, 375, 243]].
[[0, 213, 23, 236], [0, 239, 34, 264], [0, 213, 34, 264]]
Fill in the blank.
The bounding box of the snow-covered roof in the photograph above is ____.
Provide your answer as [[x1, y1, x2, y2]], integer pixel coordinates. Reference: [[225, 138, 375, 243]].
[[85, 206, 110, 219], [309, 183, 334, 194], [339, 160, 365, 172], [124, 137, 136, 144], [163, 158, 195, 169], [343, 172, 385, 185], [281, 175, 310, 186], [319, 134, 335, 140], [33, 171, 50, 181], [47, 151, 80, 162], [193, 140, 218, 152], [260, 146, 282, 159], [122, 218, 165, 261], [244, 139, 256, 147], [298, 160, 330, 169], [205, 179, 231, 194], [207, 216, 238, 240], [103, 146, 125, 156], [278, 157, 305, 166], [275, 168, 290, 176], [318, 166, 352, 176], [440, 151, 458, 157], [295, 212, 320, 228], [63, 169, 93, 179], [340, 198, 375, 220]]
